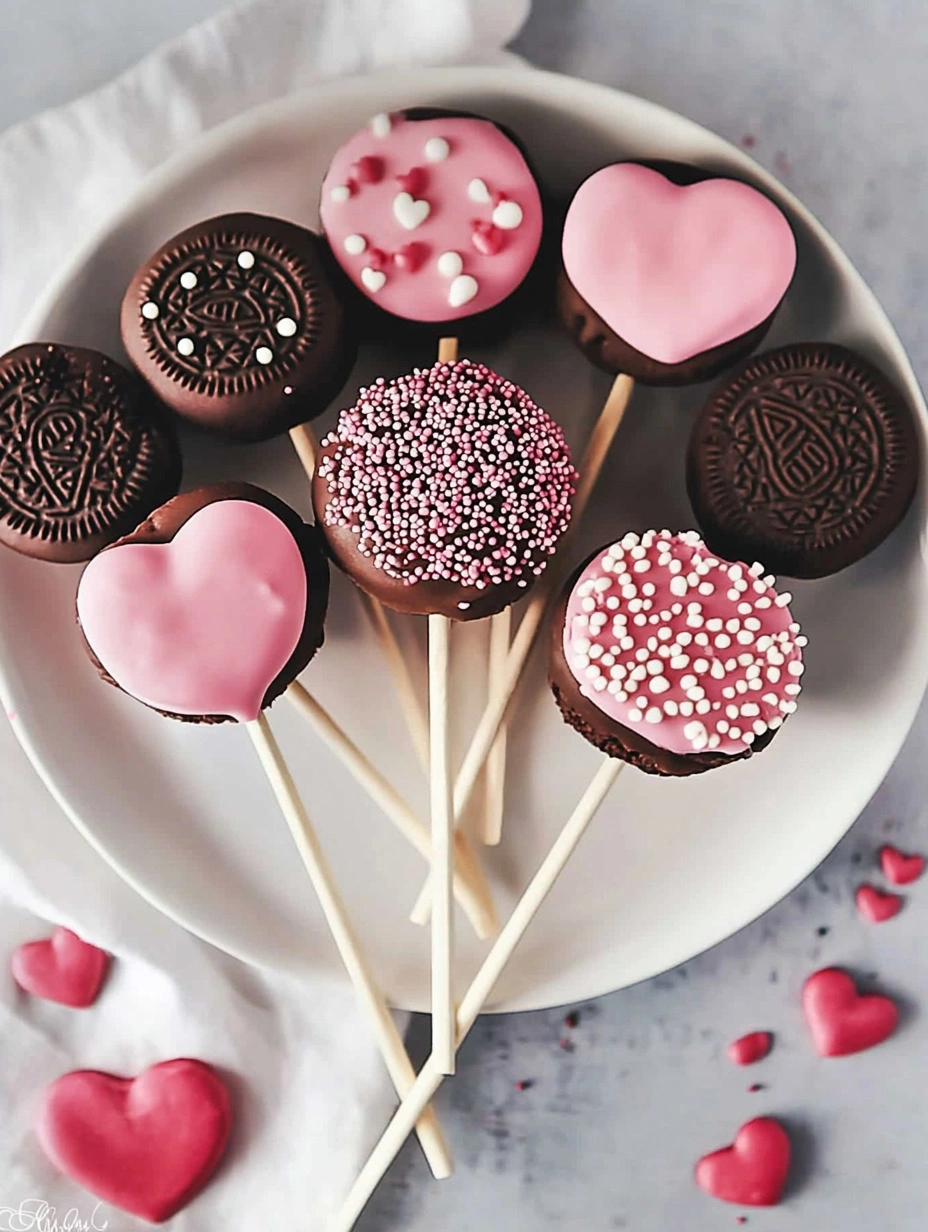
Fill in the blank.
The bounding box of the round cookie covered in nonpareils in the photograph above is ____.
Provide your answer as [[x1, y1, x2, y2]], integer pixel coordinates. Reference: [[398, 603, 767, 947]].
[[121, 213, 357, 442], [313, 359, 576, 620], [558, 162, 797, 385], [686, 343, 920, 578], [77, 483, 329, 724], [0, 343, 181, 563], [550, 531, 805, 776]]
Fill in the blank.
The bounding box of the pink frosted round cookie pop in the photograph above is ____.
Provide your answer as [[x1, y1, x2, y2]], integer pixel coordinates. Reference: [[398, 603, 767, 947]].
[[550, 530, 805, 776], [319, 109, 544, 329]]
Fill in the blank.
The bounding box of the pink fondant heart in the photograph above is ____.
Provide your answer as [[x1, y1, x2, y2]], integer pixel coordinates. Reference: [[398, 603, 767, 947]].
[[11, 927, 109, 1007], [394, 242, 429, 272], [561, 164, 796, 364], [351, 155, 384, 184], [396, 166, 427, 196], [880, 844, 925, 885], [727, 1030, 772, 1066], [855, 884, 904, 923], [802, 968, 898, 1057], [695, 1117, 790, 1206], [471, 220, 506, 256], [37, 1059, 232, 1223], [77, 500, 307, 723]]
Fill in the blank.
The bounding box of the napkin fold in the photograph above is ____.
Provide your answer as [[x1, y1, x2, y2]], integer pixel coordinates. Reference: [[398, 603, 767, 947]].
[[0, 0, 529, 1225]]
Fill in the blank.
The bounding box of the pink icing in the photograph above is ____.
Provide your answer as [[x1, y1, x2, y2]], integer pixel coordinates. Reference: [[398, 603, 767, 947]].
[[320, 113, 543, 322], [561, 164, 796, 364], [562, 531, 804, 757], [77, 500, 307, 722]]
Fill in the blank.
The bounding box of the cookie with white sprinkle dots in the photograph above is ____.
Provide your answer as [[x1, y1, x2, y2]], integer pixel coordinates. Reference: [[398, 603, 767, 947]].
[[121, 214, 357, 442], [549, 531, 804, 775], [313, 360, 576, 620]]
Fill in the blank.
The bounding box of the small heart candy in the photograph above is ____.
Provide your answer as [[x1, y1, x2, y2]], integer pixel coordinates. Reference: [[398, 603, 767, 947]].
[[37, 1059, 232, 1222], [351, 155, 384, 184], [394, 242, 429, 273], [856, 884, 904, 923], [392, 192, 430, 231], [448, 274, 479, 308], [361, 267, 387, 293], [727, 1031, 772, 1066], [365, 247, 387, 272], [695, 1117, 790, 1206], [12, 927, 110, 1008], [880, 844, 925, 885], [467, 178, 492, 205], [802, 968, 898, 1056], [396, 167, 427, 196], [492, 199, 523, 230], [471, 221, 506, 256]]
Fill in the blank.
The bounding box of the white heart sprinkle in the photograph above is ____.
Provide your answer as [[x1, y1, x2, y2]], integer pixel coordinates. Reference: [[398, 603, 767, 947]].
[[448, 274, 478, 308], [392, 192, 430, 230], [141, 302, 159, 320], [237, 250, 255, 269], [424, 137, 450, 163], [330, 185, 351, 204], [180, 271, 198, 290], [361, 267, 386, 293], [492, 200, 523, 230], [467, 178, 491, 204], [343, 234, 367, 256], [370, 113, 391, 137], [177, 337, 194, 357], [255, 346, 273, 364], [437, 251, 463, 278], [276, 317, 297, 337]]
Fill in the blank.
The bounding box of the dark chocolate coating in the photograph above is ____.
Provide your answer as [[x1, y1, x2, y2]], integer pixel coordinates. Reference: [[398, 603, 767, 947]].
[[548, 551, 774, 777], [121, 213, 357, 443], [556, 160, 791, 385], [81, 483, 329, 723], [0, 343, 181, 563], [687, 342, 920, 579]]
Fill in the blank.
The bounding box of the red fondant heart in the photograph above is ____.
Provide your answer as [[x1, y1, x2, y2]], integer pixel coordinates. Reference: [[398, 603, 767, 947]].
[[471, 220, 506, 256], [396, 166, 427, 196], [802, 968, 898, 1056], [695, 1117, 790, 1206], [855, 884, 903, 923], [880, 844, 924, 885], [366, 247, 387, 272], [394, 242, 429, 273], [351, 155, 384, 185], [12, 927, 110, 1007], [37, 1060, 232, 1223], [727, 1030, 772, 1066]]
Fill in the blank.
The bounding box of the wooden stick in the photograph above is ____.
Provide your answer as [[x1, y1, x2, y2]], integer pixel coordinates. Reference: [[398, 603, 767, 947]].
[[334, 757, 625, 1230], [285, 682, 497, 939], [437, 336, 459, 364], [409, 374, 635, 920], [245, 713, 452, 1180], [428, 613, 456, 1075], [480, 606, 512, 845]]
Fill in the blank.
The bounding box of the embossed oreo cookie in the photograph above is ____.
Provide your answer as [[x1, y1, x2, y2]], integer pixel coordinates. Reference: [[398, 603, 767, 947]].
[[121, 214, 357, 442], [0, 343, 181, 563], [687, 343, 919, 578]]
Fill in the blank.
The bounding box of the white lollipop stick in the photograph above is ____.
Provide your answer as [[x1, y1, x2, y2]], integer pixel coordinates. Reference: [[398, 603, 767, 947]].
[[245, 712, 452, 1179], [480, 605, 512, 845], [334, 757, 625, 1230], [428, 612, 456, 1075]]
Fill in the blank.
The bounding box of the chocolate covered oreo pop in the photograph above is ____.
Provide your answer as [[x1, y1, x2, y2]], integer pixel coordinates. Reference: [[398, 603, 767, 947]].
[[0, 343, 180, 563], [687, 342, 919, 578], [550, 530, 805, 776], [121, 214, 356, 442]]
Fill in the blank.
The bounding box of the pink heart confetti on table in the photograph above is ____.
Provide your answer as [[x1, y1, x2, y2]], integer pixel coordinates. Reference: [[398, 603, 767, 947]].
[[880, 844, 925, 885], [695, 1117, 791, 1206], [11, 927, 109, 1007], [802, 968, 898, 1057], [855, 884, 904, 923], [727, 1030, 773, 1066]]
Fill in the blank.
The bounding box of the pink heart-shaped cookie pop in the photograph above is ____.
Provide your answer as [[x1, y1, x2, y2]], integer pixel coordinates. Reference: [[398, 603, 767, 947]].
[[12, 927, 109, 1007], [37, 1059, 232, 1222], [562, 164, 796, 365], [77, 501, 307, 722]]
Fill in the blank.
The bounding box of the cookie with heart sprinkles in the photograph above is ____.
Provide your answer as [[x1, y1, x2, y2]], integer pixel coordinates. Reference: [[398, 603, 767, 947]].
[[558, 162, 796, 384], [687, 342, 919, 578], [0, 343, 181, 563], [76, 483, 329, 723]]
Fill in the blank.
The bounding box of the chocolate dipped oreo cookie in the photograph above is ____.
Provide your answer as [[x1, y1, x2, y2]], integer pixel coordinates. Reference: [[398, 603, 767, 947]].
[[0, 343, 181, 563], [121, 214, 357, 443], [687, 343, 919, 578], [558, 162, 796, 385]]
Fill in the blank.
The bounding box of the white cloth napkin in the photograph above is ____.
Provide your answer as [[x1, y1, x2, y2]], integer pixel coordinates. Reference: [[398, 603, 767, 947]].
[[0, 0, 529, 1227]]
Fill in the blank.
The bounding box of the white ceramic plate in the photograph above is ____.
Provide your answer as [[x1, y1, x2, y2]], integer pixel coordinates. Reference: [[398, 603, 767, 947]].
[[3, 67, 927, 1013]]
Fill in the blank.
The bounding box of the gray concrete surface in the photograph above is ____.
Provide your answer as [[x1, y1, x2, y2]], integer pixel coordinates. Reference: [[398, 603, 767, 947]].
[[3, 1, 928, 1228]]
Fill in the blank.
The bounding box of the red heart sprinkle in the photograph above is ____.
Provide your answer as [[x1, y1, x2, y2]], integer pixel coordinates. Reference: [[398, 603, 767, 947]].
[[394, 242, 429, 273], [366, 248, 387, 272], [12, 927, 110, 1008], [880, 844, 925, 885], [352, 156, 384, 184], [695, 1117, 790, 1206], [396, 167, 427, 196], [856, 884, 904, 923], [37, 1060, 232, 1222], [727, 1031, 772, 1066], [471, 221, 506, 256], [802, 968, 898, 1056]]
